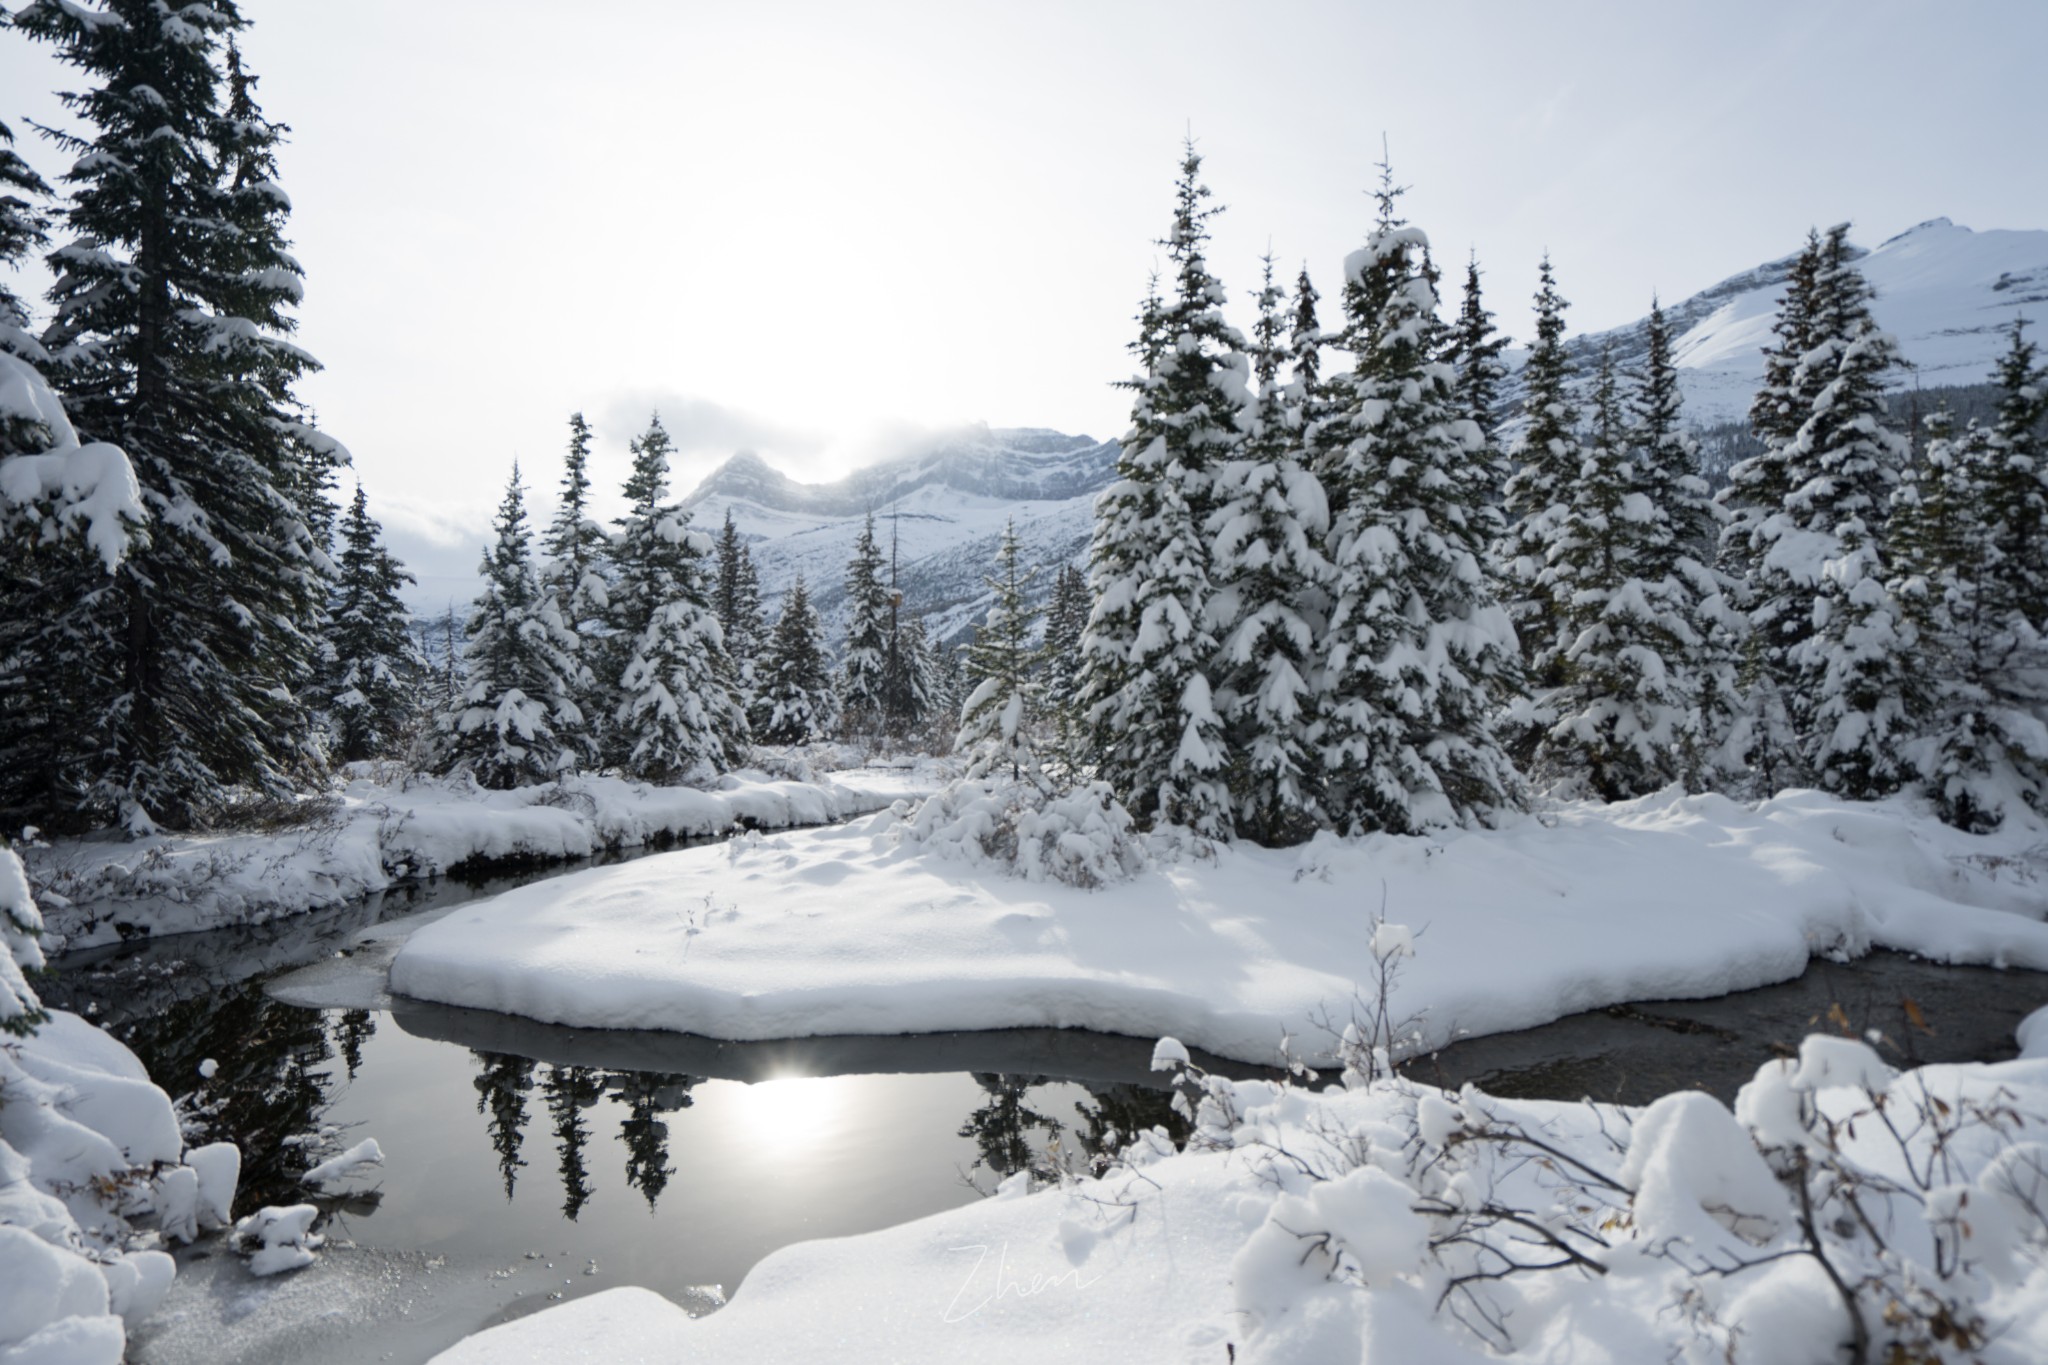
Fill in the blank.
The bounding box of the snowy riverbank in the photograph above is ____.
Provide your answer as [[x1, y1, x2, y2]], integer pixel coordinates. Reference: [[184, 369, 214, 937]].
[[27, 756, 951, 952], [434, 1025, 2048, 1365], [388, 786, 2048, 1068]]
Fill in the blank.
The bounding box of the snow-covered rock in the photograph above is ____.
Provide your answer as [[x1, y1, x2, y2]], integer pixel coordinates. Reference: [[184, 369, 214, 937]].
[[0, 1012, 236, 1359]]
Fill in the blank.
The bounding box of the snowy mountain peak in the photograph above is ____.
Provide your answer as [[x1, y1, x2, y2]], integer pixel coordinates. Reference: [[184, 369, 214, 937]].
[[681, 426, 1120, 646]]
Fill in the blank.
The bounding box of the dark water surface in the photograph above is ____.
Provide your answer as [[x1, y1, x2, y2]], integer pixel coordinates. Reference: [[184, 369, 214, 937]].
[[42, 855, 2048, 1364]]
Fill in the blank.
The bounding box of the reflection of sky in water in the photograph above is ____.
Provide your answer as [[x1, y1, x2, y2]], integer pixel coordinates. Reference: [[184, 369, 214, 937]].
[[317, 1020, 1126, 1305]]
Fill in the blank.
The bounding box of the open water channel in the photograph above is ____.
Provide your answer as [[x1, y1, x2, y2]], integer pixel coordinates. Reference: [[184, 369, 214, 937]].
[[40, 844, 2048, 1364]]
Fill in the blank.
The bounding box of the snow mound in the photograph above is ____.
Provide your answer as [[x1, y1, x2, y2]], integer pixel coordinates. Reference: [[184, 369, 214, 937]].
[[897, 777, 1146, 888], [390, 787, 2048, 1065], [1, 1013, 234, 1359]]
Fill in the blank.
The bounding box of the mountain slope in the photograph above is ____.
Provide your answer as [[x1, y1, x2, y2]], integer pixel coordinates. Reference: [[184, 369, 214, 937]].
[[1548, 218, 2048, 423], [681, 426, 1117, 649]]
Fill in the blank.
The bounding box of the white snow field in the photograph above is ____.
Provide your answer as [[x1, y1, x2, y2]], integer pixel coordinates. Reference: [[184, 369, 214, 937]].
[[27, 756, 947, 951], [389, 786, 2048, 1067], [433, 1034, 2048, 1365]]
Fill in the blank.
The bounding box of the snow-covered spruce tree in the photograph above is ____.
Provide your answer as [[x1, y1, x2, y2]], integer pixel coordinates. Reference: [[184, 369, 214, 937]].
[[1316, 174, 1521, 834], [1786, 226, 1921, 800], [1632, 299, 1745, 789], [1038, 562, 1091, 770], [1530, 349, 1692, 798], [1718, 232, 1831, 791], [542, 412, 609, 763], [958, 520, 1043, 782], [607, 416, 747, 783], [1496, 255, 1581, 717], [1207, 253, 1329, 843], [0, 115, 50, 366], [1891, 325, 2048, 828], [442, 466, 582, 787], [1443, 253, 1512, 513], [10, 4, 337, 830], [323, 484, 425, 764], [1075, 144, 1242, 837], [750, 575, 836, 745], [835, 510, 892, 740], [713, 508, 764, 710]]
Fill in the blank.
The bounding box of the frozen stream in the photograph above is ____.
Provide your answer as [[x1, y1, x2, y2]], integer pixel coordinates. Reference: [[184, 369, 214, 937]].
[[42, 851, 2048, 1365]]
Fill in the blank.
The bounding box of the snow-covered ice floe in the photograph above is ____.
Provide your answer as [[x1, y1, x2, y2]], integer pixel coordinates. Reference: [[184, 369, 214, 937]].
[[432, 1031, 2048, 1364], [389, 786, 2048, 1067], [28, 757, 949, 950]]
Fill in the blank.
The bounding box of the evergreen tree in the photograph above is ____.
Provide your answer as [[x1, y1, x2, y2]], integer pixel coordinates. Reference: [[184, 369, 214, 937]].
[[1316, 168, 1521, 833], [542, 412, 609, 762], [1039, 563, 1091, 768], [1891, 324, 2048, 827], [442, 465, 581, 788], [323, 484, 425, 763], [1633, 299, 1745, 788], [958, 520, 1042, 781], [1531, 350, 1692, 798], [750, 576, 836, 745], [616, 1072, 692, 1211], [607, 415, 748, 782], [1208, 254, 1328, 843], [1443, 253, 1512, 512], [1787, 226, 1919, 798], [713, 509, 764, 708], [543, 1064, 604, 1221], [1719, 232, 1832, 790], [1075, 143, 1243, 836], [837, 511, 892, 738], [472, 1051, 535, 1201], [1496, 255, 1581, 707], [0, 113, 50, 364], [12, 2, 335, 829]]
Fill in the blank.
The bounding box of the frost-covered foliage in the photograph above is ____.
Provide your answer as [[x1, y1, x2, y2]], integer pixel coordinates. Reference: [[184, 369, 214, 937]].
[[1531, 351, 1693, 798], [10, 2, 340, 831], [1790, 227, 1920, 800], [441, 466, 583, 788], [837, 512, 893, 738], [1891, 322, 2048, 830], [1635, 301, 1748, 789], [541, 412, 611, 760], [1156, 1021, 2048, 1365], [1077, 143, 1244, 838], [713, 508, 764, 713], [1314, 172, 1520, 833], [751, 576, 836, 745], [1207, 255, 1329, 844], [1496, 254, 1582, 716], [321, 484, 425, 764], [1, 844, 46, 1036], [957, 519, 1042, 781], [607, 417, 748, 784], [897, 776, 1145, 889]]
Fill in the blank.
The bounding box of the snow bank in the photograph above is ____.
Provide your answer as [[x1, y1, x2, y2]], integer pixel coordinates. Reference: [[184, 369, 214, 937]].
[[29, 760, 947, 951], [433, 1038, 2048, 1364], [390, 787, 2048, 1067], [1, 1011, 238, 1362], [896, 776, 1146, 888]]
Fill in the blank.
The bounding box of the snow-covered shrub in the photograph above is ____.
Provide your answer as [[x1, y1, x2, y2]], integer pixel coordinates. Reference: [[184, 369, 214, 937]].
[[898, 776, 1146, 889], [1148, 1022, 2048, 1364]]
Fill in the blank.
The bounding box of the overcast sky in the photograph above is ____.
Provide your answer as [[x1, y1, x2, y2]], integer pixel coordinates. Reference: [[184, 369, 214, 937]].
[[4, 0, 2045, 605]]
